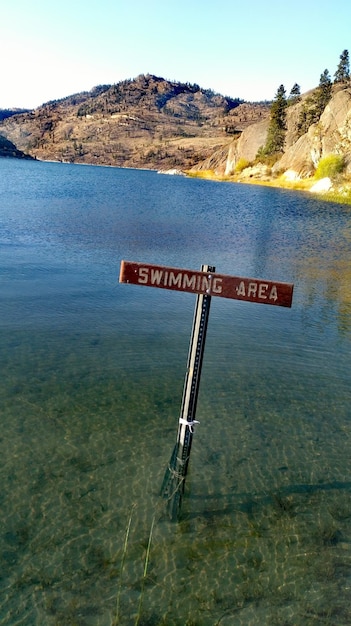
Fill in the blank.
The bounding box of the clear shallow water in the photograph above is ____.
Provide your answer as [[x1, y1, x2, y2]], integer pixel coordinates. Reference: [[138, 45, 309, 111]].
[[1, 158, 351, 625]]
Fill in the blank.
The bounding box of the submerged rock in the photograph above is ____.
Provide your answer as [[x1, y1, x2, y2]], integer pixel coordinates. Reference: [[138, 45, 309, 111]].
[[157, 168, 185, 176]]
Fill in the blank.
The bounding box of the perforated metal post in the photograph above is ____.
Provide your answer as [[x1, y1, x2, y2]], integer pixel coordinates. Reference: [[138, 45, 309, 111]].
[[161, 265, 215, 521]]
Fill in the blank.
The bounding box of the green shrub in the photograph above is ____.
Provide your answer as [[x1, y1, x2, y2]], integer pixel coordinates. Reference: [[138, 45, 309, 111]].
[[254, 148, 280, 167], [315, 154, 345, 179]]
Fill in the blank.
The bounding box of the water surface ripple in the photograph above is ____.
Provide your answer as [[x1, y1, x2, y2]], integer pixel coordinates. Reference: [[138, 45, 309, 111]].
[[1, 158, 351, 625]]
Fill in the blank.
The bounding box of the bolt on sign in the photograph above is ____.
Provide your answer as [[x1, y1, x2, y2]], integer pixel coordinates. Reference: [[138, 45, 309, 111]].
[[119, 260, 294, 521], [119, 260, 293, 307]]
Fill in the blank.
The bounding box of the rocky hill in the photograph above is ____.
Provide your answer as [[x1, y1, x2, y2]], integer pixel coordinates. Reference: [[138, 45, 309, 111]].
[[0, 74, 269, 169]]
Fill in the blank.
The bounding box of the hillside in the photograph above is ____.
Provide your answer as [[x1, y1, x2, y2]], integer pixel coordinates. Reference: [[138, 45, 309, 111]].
[[4, 73, 351, 198], [0, 74, 269, 169]]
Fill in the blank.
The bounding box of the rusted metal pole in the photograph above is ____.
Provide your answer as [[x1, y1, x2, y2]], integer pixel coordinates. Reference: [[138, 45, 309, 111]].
[[161, 265, 215, 521]]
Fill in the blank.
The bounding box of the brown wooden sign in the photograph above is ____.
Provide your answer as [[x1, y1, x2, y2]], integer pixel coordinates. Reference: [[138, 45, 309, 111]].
[[119, 260, 294, 307]]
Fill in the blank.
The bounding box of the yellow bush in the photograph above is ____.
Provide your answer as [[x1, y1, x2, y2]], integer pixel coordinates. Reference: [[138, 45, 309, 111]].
[[315, 154, 345, 180], [235, 158, 251, 173]]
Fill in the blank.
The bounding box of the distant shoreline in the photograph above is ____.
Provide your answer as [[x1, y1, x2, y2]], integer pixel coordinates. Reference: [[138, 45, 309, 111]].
[[5, 153, 351, 206]]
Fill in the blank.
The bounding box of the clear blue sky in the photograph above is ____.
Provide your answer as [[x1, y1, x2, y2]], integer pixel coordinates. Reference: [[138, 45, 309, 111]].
[[2, 0, 351, 109]]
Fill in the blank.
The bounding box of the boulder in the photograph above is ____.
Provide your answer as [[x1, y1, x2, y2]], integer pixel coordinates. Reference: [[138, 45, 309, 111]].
[[309, 177, 332, 193], [238, 163, 271, 180], [281, 169, 300, 181]]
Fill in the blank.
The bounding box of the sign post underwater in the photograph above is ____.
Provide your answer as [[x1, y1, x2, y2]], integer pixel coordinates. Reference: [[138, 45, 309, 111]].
[[119, 260, 294, 520], [160, 264, 213, 521]]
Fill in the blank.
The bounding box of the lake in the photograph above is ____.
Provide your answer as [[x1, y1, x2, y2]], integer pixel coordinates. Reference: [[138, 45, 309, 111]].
[[1, 158, 351, 625]]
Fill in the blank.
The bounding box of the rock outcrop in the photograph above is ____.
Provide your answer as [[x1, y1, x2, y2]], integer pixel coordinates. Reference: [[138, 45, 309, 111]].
[[0, 134, 33, 159], [224, 119, 269, 175], [273, 88, 351, 177], [221, 85, 351, 181]]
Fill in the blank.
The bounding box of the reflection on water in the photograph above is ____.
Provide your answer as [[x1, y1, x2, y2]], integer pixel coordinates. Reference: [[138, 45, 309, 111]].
[[0, 159, 351, 625]]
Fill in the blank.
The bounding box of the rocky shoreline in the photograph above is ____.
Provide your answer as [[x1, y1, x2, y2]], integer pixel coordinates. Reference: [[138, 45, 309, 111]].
[[187, 169, 351, 206]]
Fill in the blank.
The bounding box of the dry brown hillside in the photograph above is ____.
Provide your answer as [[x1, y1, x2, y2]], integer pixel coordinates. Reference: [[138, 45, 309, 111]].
[[0, 74, 269, 170]]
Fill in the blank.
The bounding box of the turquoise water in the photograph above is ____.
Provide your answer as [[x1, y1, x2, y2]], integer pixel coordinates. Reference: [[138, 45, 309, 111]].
[[1, 158, 351, 625]]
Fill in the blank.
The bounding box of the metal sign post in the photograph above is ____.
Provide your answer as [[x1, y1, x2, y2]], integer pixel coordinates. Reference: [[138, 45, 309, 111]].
[[119, 260, 294, 520], [160, 265, 214, 520]]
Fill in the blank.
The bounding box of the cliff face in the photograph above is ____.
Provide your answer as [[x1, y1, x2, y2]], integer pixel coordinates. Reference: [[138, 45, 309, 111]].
[[274, 87, 351, 176], [224, 119, 269, 175], [222, 85, 351, 180]]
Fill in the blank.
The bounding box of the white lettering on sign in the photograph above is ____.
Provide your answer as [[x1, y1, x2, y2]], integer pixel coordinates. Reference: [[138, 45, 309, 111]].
[[236, 280, 278, 302], [212, 277, 223, 294], [138, 267, 149, 284], [183, 274, 196, 290], [138, 267, 223, 294]]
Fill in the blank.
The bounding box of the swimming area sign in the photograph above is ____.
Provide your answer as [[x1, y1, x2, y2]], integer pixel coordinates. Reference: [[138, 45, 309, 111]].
[[119, 260, 293, 307]]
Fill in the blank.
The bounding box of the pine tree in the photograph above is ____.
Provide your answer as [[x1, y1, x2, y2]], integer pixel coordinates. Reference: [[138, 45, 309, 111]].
[[263, 84, 287, 155], [288, 83, 301, 104], [317, 69, 332, 111], [297, 69, 332, 137], [334, 49, 350, 83]]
